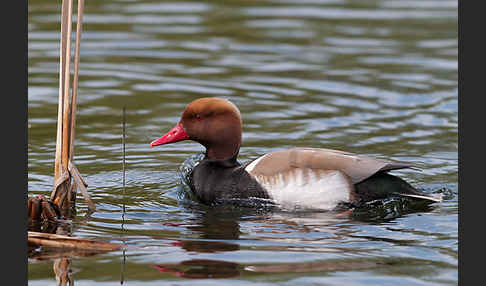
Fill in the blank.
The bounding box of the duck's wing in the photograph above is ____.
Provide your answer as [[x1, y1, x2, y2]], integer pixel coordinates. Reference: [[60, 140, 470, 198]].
[[245, 147, 416, 185]]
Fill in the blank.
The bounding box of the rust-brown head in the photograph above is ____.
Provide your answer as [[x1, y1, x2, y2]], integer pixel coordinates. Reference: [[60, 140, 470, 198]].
[[150, 97, 243, 161]]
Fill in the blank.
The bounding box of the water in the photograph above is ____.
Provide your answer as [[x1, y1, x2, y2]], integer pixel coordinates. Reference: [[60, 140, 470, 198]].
[[28, 0, 458, 285]]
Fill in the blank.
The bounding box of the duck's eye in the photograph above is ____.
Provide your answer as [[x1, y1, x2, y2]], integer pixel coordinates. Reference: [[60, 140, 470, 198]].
[[195, 114, 201, 120]]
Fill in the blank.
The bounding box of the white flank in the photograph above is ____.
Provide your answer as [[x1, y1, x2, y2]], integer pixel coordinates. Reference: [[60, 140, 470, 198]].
[[245, 154, 267, 173], [251, 169, 352, 211]]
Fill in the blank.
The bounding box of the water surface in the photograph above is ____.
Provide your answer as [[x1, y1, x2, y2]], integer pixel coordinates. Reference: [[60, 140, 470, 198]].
[[28, 0, 458, 285]]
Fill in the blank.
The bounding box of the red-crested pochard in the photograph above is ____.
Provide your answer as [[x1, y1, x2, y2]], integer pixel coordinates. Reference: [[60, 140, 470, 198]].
[[150, 97, 442, 210]]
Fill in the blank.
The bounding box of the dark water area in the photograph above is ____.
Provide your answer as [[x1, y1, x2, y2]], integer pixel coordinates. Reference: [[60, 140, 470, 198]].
[[28, 0, 457, 285]]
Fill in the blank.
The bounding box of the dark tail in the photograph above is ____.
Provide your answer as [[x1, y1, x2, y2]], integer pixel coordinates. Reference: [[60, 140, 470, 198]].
[[354, 172, 442, 203]]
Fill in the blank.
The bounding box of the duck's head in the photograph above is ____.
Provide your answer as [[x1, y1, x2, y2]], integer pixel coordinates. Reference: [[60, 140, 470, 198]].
[[150, 97, 243, 161]]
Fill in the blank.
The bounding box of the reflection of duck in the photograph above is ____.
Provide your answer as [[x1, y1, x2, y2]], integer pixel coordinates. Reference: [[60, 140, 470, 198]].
[[152, 259, 240, 279], [151, 255, 423, 279], [151, 97, 442, 210], [173, 240, 239, 253], [188, 207, 242, 240], [172, 205, 249, 253], [153, 206, 246, 278]]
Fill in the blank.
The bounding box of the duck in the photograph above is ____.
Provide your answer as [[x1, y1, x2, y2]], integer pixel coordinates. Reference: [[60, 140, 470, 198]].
[[150, 97, 442, 210]]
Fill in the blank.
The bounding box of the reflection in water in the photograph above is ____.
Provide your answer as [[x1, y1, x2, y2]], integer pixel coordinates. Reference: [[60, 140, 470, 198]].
[[153, 205, 358, 278], [153, 207, 245, 278], [187, 209, 242, 240], [53, 258, 73, 286], [174, 240, 239, 253], [28, 221, 122, 285], [153, 259, 240, 279], [152, 256, 450, 279], [159, 201, 454, 279], [28, 247, 109, 261], [245, 259, 379, 274], [171, 204, 247, 253]]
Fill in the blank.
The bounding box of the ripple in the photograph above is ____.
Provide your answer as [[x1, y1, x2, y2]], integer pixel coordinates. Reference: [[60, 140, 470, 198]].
[[133, 83, 233, 95], [120, 2, 212, 13], [244, 7, 456, 20], [360, 56, 457, 70]]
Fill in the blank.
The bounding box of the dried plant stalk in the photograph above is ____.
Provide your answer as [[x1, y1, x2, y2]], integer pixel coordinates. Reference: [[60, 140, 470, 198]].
[[69, 0, 84, 162], [69, 161, 95, 212], [51, 0, 73, 216], [54, 0, 70, 181], [50, 0, 94, 217], [61, 0, 74, 173]]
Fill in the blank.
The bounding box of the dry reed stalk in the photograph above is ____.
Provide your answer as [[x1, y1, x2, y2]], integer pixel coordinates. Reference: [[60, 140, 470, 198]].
[[52, 0, 73, 214], [69, 0, 84, 162], [69, 161, 95, 211], [67, 0, 86, 208], [59, 0, 74, 214], [29, 248, 111, 260], [61, 0, 74, 174], [51, 0, 94, 216], [54, 0, 69, 183]]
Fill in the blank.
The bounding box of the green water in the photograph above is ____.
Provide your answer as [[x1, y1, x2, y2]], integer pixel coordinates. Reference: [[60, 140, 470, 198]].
[[28, 0, 457, 285]]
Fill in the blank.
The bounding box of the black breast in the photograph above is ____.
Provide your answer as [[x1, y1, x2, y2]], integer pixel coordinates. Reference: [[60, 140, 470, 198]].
[[190, 157, 270, 205]]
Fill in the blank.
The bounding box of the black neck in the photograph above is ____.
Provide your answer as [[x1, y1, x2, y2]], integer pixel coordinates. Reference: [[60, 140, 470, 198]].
[[203, 153, 240, 168]]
